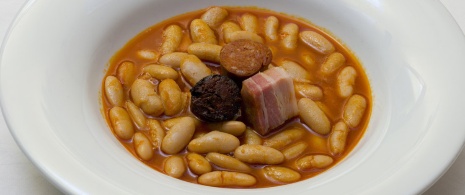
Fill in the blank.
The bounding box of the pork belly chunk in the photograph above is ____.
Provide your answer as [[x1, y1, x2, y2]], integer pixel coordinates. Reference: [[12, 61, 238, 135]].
[[241, 67, 298, 135]]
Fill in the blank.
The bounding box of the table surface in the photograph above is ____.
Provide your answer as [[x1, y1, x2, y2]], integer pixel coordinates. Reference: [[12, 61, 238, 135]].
[[1, 0, 464, 194]]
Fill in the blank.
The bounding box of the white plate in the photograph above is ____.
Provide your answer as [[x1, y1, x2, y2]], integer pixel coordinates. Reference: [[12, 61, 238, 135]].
[[1, 0, 465, 194]]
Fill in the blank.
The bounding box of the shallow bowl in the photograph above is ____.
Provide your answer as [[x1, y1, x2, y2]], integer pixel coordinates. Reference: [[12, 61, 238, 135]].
[[1, 0, 465, 194]]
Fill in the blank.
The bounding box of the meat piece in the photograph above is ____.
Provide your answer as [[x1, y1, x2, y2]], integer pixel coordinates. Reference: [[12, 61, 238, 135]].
[[241, 67, 298, 135], [220, 40, 272, 77], [191, 75, 242, 122]]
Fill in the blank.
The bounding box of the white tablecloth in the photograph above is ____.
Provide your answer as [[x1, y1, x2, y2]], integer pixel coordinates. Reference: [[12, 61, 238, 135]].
[[1, 1, 464, 194]]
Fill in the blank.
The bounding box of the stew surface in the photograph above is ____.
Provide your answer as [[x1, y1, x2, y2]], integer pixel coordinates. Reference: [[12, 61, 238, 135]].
[[101, 6, 371, 188]]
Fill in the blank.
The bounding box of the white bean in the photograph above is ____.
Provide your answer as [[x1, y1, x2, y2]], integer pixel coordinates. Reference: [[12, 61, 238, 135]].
[[193, 131, 206, 139], [159, 52, 189, 69], [126, 101, 147, 129], [137, 50, 159, 60], [161, 117, 196, 154], [116, 61, 136, 87], [158, 79, 183, 116], [187, 43, 222, 63], [300, 31, 335, 54], [198, 171, 256, 187], [294, 82, 323, 100], [163, 116, 201, 130], [188, 131, 240, 154], [329, 121, 349, 155], [186, 153, 212, 175], [281, 23, 299, 50], [221, 21, 241, 43], [180, 92, 190, 115], [263, 166, 301, 183], [148, 119, 165, 148], [343, 94, 367, 128], [296, 155, 334, 170], [243, 127, 262, 145], [337, 66, 357, 98], [298, 98, 331, 135], [201, 7, 228, 28], [109, 107, 134, 140], [133, 132, 153, 161], [264, 16, 279, 42], [321, 52, 346, 75], [280, 60, 311, 81], [190, 19, 217, 44], [228, 31, 264, 43], [139, 72, 152, 80], [142, 64, 178, 80], [314, 101, 333, 121], [130, 79, 164, 116], [206, 152, 252, 172], [180, 55, 212, 86], [301, 53, 317, 68], [263, 128, 305, 149], [234, 144, 284, 165], [207, 121, 246, 136], [282, 141, 308, 160], [240, 13, 258, 33], [160, 24, 183, 55], [104, 76, 124, 107], [164, 155, 186, 178]]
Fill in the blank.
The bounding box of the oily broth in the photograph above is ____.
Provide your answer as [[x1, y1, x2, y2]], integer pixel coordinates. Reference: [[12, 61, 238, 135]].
[[101, 6, 371, 188]]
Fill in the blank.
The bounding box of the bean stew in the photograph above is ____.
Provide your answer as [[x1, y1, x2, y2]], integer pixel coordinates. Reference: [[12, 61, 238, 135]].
[[101, 6, 371, 188]]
